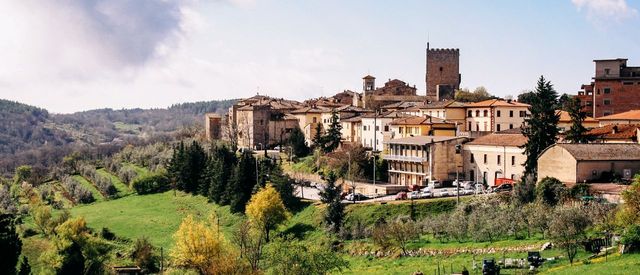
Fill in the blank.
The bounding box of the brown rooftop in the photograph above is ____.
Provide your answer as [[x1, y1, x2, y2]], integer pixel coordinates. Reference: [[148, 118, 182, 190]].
[[556, 110, 598, 123], [552, 143, 640, 161], [466, 99, 530, 108], [597, 110, 640, 121], [466, 131, 527, 147], [586, 124, 640, 140]]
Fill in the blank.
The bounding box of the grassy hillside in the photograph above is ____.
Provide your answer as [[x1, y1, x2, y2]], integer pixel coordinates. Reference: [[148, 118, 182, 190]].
[[96, 168, 133, 197], [69, 191, 242, 249], [72, 174, 105, 202]]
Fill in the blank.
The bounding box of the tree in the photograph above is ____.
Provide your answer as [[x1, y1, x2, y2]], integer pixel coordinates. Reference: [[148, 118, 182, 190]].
[[521, 76, 559, 178], [312, 123, 324, 149], [513, 175, 536, 204], [517, 91, 535, 105], [287, 126, 309, 159], [0, 214, 22, 275], [383, 216, 421, 256], [454, 87, 494, 102], [13, 165, 32, 185], [563, 97, 594, 144], [265, 236, 348, 275], [205, 144, 236, 205], [171, 215, 238, 275], [246, 185, 289, 242], [131, 237, 159, 273], [228, 152, 257, 213], [548, 207, 591, 265], [18, 257, 31, 275], [535, 177, 567, 206], [33, 204, 52, 235], [319, 172, 345, 233], [232, 220, 264, 272], [323, 111, 342, 153], [618, 175, 640, 225]]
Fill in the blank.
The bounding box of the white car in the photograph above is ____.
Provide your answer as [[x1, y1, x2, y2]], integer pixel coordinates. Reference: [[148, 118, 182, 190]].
[[419, 187, 433, 198], [408, 191, 421, 199]]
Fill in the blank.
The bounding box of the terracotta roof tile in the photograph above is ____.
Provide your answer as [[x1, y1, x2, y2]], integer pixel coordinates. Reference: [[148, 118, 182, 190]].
[[466, 132, 528, 147], [556, 110, 598, 123], [466, 99, 530, 108], [586, 124, 640, 140], [598, 110, 640, 120], [554, 143, 640, 160]]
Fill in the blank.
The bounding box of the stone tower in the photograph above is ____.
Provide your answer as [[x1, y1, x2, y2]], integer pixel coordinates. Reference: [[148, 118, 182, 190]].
[[425, 43, 461, 101], [363, 75, 376, 92]]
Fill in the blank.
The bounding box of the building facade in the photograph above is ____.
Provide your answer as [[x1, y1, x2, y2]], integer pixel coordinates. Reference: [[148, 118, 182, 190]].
[[576, 58, 640, 118], [465, 99, 530, 133], [462, 130, 527, 186], [384, 136, 465, 186], [538, 143, 640, 183], [205, 113, 222, 141]]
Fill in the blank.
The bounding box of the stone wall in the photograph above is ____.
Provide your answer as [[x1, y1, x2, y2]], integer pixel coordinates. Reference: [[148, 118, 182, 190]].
[[426, 48, 460, 101]]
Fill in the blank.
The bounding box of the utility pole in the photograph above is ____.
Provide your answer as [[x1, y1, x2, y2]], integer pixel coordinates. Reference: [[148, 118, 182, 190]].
[[255, 157, 259, 185], [373, 108, 378, 185]]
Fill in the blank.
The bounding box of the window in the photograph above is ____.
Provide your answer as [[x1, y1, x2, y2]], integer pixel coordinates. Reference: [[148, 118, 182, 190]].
[[604, 99, 611, 105], [586, 101, 593, 106], [483, 154, 487, 164], [470, 170, 475, 181], [497, 155, 501, 165], [436, 111, 440, 117], [483, 110, 488, 117], [313, 117, 317, 123], [476, 122, 480, 131], [468, 122, 472, 131], [497, 124, 501, 132], [509, 110, 514, 117], [415, 127, 420, 134], [511, 174, 515, 180], [468, 110, 472, 117], [509, 124, 513, 129], [407, 127, 412, 134], [511, 156, 516, 166], [375, 125, 380, 131], [475, 110, 480, 117], [604, 88, 611, 94], [604, 68, 610, 75], [483, 171, 488, 182], [399, 127, 404, 134], [439, 66, 443, 72], [519, 111, 526, 117], [384, 125, 389, 132], [470, 153, 475, 163], [497, 110, 501, 117]]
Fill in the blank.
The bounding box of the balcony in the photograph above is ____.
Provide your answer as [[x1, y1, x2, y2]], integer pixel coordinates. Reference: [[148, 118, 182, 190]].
[[384, 155, 428, 162]]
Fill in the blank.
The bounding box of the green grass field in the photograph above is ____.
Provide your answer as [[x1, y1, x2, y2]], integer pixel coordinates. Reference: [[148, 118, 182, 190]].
[[96, 168, 133, 197], [69, 191, 242, 248], [72, 174, 105, 202], [123, 163, 152, 179]]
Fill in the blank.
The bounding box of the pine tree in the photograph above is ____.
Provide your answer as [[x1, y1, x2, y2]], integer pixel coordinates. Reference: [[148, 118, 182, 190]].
[[521, 76, 559, 178], [228, 152, 257, 213], [323, 111, 343, 153], [563, 97, 594, 144], [0, 214, 22, 274], [167, 141, 187, 191], [186, 141, 207, 194], [318, 172, 344, 233]]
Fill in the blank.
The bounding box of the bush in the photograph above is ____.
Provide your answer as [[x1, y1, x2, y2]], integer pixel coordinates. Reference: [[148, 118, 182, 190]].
[[61, 176, 95, 204], [131, 172, 170, 195], [100, 227, 116, 241], [621, 224, 640, 251]]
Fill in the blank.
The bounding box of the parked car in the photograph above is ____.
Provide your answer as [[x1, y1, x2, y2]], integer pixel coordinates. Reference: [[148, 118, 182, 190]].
[[345, 193, 370, 201], [492, 183, 514, 193], [408, 191, 421, 199], [395, 191, 408, 200], [419, 187, 433, 198]]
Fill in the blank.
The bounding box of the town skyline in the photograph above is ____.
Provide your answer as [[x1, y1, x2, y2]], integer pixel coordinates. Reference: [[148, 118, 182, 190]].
[[1, 0, 639, 113]]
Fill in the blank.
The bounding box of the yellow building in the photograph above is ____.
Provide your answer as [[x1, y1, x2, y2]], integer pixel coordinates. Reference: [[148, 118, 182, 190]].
[[388, 116, 457, 139], [557, 110, 599, 132]]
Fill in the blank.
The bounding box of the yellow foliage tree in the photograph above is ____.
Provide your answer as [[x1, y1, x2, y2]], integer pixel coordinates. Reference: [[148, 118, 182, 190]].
[[171, 215, 239, 275], [245, 185, 289, 242]]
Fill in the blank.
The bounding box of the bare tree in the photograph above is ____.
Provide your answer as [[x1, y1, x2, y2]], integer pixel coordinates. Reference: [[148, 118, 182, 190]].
[[232, 220, 264, 272], [548, 206, 591, 265]]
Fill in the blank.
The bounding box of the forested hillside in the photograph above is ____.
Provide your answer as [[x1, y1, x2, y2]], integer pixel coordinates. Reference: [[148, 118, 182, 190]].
[[0, 98, 236, 176]]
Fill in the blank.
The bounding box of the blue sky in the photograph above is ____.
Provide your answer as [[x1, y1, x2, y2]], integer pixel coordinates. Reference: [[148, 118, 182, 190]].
[[0, 0, 638, 113]]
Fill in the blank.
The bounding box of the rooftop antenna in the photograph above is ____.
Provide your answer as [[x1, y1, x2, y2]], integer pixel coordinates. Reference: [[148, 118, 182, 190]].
[[256, 86, 260, 95]]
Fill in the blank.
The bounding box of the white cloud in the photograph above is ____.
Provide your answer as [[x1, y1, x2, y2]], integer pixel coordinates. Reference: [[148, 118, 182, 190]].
[[572, 0, 638, 22]]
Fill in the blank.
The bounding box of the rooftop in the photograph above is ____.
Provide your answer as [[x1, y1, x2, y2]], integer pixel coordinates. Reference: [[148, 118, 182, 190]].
[[551, 143, 640, 161], [389, 116, 448, 125], [465, 99, 530, 108], [585, 124, 640, 140], [597, 110, 640, 121], [466, 130, 527, 147], [384, 136, 464, 145], [556, 110, 598, 123]]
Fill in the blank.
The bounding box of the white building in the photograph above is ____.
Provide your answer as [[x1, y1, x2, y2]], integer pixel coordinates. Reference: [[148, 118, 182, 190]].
[[465, 99, 530, 133], [360, 111, 407, 151], [462, 129, 527, 186]]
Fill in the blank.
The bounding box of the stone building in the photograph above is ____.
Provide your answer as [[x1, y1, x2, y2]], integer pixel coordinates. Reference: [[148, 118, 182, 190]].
[[463, 129, 527, 186], [426, 44, 461, 101], [576, 58, 640, 118], [537, 143, 640, 183], [228, 95, 302, 149], [361, 76, 425, 109], [384, 136, 466, 186], [204, 113, 222, 141]]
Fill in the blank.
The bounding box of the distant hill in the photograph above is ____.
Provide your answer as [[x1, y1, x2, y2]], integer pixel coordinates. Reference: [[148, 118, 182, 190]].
[[0, 98, 236, 176]]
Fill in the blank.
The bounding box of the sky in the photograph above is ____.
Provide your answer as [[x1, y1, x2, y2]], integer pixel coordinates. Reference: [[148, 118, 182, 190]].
[[0, 0, 639, 113]]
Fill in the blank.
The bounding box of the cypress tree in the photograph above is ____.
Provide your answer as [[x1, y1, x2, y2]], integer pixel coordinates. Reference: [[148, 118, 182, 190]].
[[521, 76, 560, 178], [287, 126, 309, 158], [323, 111, 343, 153], [318, 172, 344, 233], [228, 151, 257, 213], [312, 123, 324, 149], [206, 144, 236, 205], [563, 97, 594, 144], [0, 214, 22, 275]]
